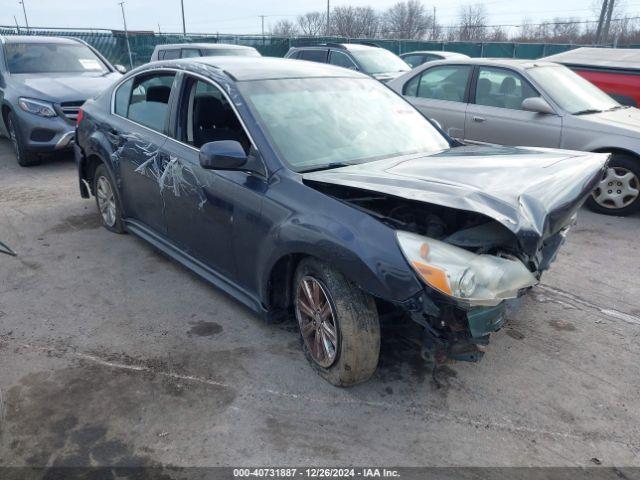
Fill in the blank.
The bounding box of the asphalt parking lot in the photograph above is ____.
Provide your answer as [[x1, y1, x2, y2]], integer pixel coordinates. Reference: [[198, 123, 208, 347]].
[[0, 137, 639, 468]]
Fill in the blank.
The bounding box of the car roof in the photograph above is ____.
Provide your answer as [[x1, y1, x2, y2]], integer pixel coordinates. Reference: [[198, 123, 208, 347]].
[[292, 43, 381, 52], [0, 35, 82, 45], [542, 47, 640, 70], [402, 51, 470, 58], [155, 43, 257, 51], [422, 57, 559, 70], [161, 56, 367, 81]]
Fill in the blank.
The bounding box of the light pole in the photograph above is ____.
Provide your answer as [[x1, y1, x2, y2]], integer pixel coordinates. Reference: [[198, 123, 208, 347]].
[[180, 0, 186, 36], [118, 1, 134, 69], [18, 0, 29, 32]]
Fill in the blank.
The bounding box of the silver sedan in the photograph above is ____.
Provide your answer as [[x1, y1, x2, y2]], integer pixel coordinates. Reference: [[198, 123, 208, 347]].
[[389, 58, 640, 216]]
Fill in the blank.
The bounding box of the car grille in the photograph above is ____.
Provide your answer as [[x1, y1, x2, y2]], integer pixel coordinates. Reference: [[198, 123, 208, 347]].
[[60, 101, 85, 123]]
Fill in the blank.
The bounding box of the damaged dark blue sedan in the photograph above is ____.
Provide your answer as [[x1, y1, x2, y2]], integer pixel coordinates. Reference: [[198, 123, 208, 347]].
[[75, 57, 608, 386]]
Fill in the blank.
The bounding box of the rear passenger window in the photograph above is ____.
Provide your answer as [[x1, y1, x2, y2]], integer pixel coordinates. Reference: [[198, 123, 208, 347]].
[[181, 48, 201, 58], [160, 49, 180, 60], [408, 65, 472, 102], [474, 67, 537, 110], [114, 78, 133, 116], [126, 73, 176, 132], [299, 49, 327, 63]]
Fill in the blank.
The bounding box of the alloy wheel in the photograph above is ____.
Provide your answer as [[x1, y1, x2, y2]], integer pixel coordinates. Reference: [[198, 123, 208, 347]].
[[592, 167, 640, 210], [96, 176, 117, 227], [295, 276, 339, 368]]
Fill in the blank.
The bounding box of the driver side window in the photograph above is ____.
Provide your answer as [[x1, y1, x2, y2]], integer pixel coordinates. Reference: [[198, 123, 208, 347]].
[[179, 77, 250, 152]]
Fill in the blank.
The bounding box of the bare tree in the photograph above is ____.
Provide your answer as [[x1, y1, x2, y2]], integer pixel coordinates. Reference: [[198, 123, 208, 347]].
[[381, 0, 433, 39], [297, 11, 326, 36], [457, 4, 488, 41], [331, 6, 379, 38], [271, 19, 299, 37], [488, 25, 508, 41]]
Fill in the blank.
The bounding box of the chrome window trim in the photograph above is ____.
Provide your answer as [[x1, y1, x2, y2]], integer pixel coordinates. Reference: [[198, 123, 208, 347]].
[[109, 67, 259, 156]]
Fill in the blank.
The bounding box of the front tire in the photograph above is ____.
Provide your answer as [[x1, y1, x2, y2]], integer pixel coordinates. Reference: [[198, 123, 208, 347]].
[[94, 164, 125, 233], [586, 154, 640, 216], [6, 111, 41, 167], [293, 258, 380, 387]]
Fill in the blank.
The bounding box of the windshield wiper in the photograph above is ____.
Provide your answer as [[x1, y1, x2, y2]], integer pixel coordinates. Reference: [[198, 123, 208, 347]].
[[607, 105, 630, 111], [573, 109, 602, 115], [299, 162, 354, 173]]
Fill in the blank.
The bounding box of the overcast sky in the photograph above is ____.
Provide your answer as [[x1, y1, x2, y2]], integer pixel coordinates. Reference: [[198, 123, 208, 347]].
[[3, 0, 609, 35]]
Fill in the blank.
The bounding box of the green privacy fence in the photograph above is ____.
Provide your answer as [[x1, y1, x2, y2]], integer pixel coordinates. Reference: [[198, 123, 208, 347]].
[[2, 26, 636, 68]]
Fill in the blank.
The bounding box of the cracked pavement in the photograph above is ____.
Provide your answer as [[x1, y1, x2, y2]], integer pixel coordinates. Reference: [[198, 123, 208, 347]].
[[1, 138, 639, 468]]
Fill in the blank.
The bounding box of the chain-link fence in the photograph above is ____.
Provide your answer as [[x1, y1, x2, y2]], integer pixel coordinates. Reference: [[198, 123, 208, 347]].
[[2, 26, 637, 68]]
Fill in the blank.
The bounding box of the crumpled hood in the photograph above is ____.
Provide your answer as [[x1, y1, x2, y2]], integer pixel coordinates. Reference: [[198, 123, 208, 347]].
[[12, 72, 121, 103], [577, 107, 640, 136], [303, 145, 609, 257]]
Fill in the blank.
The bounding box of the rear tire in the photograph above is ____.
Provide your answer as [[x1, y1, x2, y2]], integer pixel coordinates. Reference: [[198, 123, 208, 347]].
[[93, 164, 125, 234], [293, 258, 380, 387], [586, 154, 640, 216], [6, 111, 41, 167]]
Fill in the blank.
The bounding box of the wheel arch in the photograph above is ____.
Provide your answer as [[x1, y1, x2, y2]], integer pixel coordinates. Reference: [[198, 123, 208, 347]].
[[1, 103, 12, 135], [591, 146, 640, 164]]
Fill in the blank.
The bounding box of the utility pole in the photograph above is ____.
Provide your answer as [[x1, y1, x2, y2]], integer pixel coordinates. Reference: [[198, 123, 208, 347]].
[[432, 6, 437, 41], [180, 0, 186, 36], [595, 0, 608, 44], [259, 15, 266, 36], [602, 0, 615, 44], [326, 0, 330, 36], [18, 0, 29, 32], [118, 2, 134, 69], [13, 15, 21, 34]]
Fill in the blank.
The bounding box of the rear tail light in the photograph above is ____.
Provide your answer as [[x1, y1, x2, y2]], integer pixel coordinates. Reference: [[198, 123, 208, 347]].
[[76, 108, 84, 126]]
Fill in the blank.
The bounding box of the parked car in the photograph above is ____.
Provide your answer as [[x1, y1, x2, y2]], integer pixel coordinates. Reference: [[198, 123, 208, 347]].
[[75, 57, 606, 386], [389, 58, 640, 216], [0, 35, 124, 166], [151, 43, 261, 62], [542, 47, 640, 107], [400, 50, 470, 68], [284, 43, 410, 82]]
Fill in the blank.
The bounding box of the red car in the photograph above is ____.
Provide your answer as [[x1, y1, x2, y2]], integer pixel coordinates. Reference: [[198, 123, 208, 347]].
[[543, 47, 640, 107]]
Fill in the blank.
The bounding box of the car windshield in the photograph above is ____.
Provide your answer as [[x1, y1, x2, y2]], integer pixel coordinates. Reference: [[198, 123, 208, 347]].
[[350, 48, 410, 75], [203, 48, 260, 57], [5, 42, 109, 74], [239, 77, 449, 172], [527, 64, 619, 114]]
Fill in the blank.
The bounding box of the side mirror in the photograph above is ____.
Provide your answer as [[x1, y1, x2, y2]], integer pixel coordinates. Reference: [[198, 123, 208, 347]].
[[522, 96, 555, 115], [114, 64, 128, 74], [199, 140, 248, 170]]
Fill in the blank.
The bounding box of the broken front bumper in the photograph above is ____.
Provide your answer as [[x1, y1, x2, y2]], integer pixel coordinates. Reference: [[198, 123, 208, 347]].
[[401, 288, 522, 363]]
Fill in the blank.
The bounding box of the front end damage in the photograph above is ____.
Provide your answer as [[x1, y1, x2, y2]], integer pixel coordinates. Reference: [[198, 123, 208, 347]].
[[303, 146, 610, 364]]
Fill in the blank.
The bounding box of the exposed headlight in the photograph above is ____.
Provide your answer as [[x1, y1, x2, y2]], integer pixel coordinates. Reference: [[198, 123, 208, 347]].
[[396, 231, 538, 306], [18, 98, 57, 118]]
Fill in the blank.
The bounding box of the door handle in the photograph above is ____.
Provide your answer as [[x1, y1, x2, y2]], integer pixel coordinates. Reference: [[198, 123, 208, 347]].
[[472, 116, 485, 122]]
